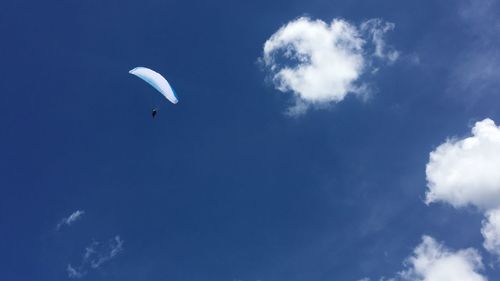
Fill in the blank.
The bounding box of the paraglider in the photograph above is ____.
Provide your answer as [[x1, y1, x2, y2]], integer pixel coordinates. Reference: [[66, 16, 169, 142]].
[[129, 67, 178, 117]]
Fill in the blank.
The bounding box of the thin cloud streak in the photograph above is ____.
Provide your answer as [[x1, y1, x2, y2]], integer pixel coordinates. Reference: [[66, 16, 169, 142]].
[[67, 235, 124, 279], [56, 210, 85, 231]]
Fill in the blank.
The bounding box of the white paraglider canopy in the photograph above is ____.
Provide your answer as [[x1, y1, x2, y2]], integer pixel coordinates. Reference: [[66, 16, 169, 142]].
[[129, 67, 179, 104]]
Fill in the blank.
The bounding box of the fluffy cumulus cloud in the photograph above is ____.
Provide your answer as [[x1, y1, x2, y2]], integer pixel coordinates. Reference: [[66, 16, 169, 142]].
[[261, 17, 398, 115], [426, 118, 500, 257], [481, 208, 500, 257], [425, 118, 500, 210], [363, 118, 500, 281], [397, 236, 486, 281], [367, 236, 487, 281]]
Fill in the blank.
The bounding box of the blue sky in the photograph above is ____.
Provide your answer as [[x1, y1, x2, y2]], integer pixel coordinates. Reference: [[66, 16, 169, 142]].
[[2, 0, 500, 280]]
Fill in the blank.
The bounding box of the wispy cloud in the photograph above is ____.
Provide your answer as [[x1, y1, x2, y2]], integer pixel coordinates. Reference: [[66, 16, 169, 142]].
[[67, 235, 124, 279], [90, 236, 124, 269], [56, 210, 85, 231], [67, 264, 85, 279], [360, 19, 399, 63], [260, 17, 398, 115], [447, 0, 500, 101]]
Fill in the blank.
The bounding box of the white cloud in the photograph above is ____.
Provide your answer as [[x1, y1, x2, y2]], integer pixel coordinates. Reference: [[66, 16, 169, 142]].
[[361, 19, 400, 63], [425, 118, 500, 210], [365, 236, 487, 281], [425, 118, 500, 258], [67, 236, 124, 279], [394, 236, 486, 281], [481, 208, 500, 257], [57, 210, 85, 230], [261, 17, 398, 115]]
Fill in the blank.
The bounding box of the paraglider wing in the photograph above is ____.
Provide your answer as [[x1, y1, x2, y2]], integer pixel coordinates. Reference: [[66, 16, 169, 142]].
[[129, 67, 179, 104]]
